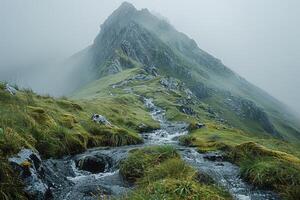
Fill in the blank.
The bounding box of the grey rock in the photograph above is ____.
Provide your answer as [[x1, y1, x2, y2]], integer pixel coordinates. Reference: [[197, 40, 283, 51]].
[[179, 106, 195, 115], [91, 114, 111, 125], [144, 65, 159, 76], [8, 149, 52, 200], [160, 77, 179, 90], [5, 84, 17, 95]]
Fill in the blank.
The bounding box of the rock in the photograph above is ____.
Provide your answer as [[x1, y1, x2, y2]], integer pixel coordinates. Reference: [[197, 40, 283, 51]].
[[160, 77, 179, 90], [75, 154, 113, 174], [195, 123, 205, 129], [144, 65, 159, 76], [5, 84, 17, 95], [179, 106, 195, 115], [8, 149, 52, 200], [203, 152, 224, 162], [91, 114, 111, 125]]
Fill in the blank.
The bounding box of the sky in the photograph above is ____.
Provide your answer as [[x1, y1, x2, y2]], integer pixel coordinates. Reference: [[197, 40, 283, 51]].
[[0, 0, 299, 115]]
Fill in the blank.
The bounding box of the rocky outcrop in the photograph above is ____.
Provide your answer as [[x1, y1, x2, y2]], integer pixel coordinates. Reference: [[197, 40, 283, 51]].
[[9, 149, 52, 200], [224, 96, 278, 136]]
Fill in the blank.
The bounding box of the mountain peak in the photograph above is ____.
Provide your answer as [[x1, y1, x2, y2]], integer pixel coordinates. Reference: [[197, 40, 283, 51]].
[[116, 2, 137, 13]]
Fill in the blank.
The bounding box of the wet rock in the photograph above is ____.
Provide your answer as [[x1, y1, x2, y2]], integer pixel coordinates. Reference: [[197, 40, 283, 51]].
[[203, 152, 224, 162], [215, 163, 224, 166], [75, 154, 113, 174], [91, 114, 111, 125], [8, 149, 52, 200], [5, 84, 17, 95]]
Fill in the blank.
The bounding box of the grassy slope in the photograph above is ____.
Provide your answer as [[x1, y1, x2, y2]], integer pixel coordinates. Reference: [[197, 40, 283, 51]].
[[0, 78, 159, 199], [1, 67, 300, 199], [75, 68, 300, 199]]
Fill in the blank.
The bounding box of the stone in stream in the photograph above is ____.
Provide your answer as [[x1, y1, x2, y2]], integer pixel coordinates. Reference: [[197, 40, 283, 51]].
[[75, 154, 113, 174], [203, 152, 224, 162], [8, 149, 53, 200]]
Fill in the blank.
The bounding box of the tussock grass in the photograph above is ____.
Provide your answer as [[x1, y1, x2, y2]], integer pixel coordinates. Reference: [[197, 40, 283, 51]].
[[120, 146, 232, 200], [227, 142, 300, 200], [119, 146, 178, 183]]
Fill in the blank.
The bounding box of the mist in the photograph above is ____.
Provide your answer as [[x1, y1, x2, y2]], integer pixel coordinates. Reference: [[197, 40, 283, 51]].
[[0, 0, 299, 115]]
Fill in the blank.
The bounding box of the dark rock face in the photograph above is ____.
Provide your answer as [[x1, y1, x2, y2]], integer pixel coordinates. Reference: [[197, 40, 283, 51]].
[[189, 82, 210, 99], [75, 154, 113, 174], [224, 96, 279, 136], [8, 149, 53, 200]]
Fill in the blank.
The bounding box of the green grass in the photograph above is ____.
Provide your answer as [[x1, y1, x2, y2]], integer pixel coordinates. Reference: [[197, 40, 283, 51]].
[[119, 146, 179, 183], [0, 80, 158, 199], [226, 142, 300, 200], [119, 146, 232, 200]]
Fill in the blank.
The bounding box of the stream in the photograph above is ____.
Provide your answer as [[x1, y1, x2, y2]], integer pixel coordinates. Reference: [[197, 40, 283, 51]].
[[43, 97, 280, 200]]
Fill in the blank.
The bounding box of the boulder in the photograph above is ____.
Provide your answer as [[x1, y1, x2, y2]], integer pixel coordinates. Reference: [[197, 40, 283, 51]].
[[91, 114, 111, 125], [75, 154, 113, 174], [8, 149, 52, 200]]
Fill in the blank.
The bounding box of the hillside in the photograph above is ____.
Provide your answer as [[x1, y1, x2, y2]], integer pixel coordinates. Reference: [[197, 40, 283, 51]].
[[69, 2, 300, 142]]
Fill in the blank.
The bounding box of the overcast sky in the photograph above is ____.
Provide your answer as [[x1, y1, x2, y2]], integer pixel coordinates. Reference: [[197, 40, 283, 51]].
[[0, 0, 299, 115]]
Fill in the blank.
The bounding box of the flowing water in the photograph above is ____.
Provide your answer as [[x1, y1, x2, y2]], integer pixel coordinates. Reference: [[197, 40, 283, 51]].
[[44, 97, 280, 200]]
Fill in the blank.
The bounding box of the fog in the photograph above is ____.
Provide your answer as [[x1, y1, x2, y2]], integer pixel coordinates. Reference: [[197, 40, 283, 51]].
[[0, 0, 299, 115]]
